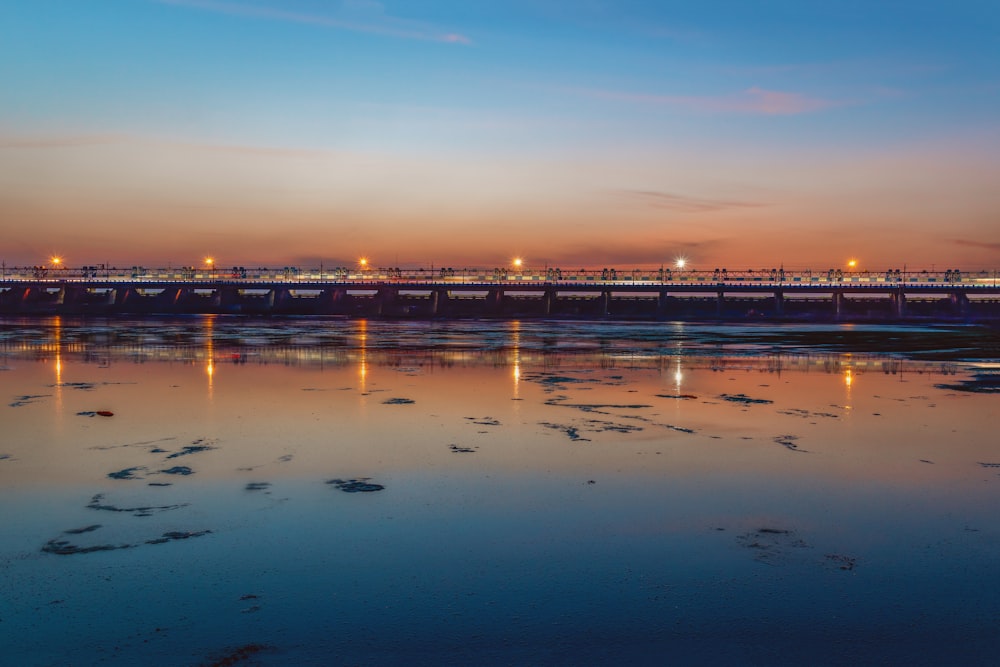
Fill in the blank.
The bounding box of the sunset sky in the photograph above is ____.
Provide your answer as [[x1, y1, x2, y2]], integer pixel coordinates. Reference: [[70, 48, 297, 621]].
[[2, 0, 999, 270]]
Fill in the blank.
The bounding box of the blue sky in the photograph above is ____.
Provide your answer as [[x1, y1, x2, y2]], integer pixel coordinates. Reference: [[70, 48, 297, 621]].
[[1, 0, 998, 268]]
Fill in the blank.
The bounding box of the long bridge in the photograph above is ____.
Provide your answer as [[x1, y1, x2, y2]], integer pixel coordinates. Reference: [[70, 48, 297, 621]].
[[2, 265, 999, 321]]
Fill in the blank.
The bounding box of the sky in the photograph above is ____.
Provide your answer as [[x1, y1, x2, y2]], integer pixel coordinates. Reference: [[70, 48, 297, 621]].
[[1, 0, 999, 270]]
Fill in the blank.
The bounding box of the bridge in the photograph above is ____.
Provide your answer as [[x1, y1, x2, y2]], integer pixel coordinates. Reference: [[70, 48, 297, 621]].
[[2, 265, 999, 320]]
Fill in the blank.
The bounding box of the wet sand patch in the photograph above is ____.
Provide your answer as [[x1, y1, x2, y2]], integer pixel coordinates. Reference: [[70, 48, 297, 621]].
[[584, 418, 643, 434], [9, 394, 50, 407], [43, 530, 211, 555], [245, 482, 272, 491], [326, 478, 385, 492], [87, 493, 188, 517], [465, 416, 501, 426], [825, 554, 858, 571], [719, 393, 773, 405], [773, 435, 807, 452], [539, 422, 590, 441], [64, 524, 102, 534], [935, 374, 1000, 393], [108, 466, 146, 480], [165, 439, 218, 459], [660, 424, 696, 434], [778, 408, 840, 419], [145, 530, 211, 545], [737, 527, 811, 565]]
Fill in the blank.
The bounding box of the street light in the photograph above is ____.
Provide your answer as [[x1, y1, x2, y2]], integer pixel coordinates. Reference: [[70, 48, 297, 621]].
[[512, 257, 523, 269], [847, 258, 858, 270], [675, 257, 687, 270]]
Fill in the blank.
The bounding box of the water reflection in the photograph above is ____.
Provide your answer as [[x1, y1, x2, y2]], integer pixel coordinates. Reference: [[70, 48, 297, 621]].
[[1, 317, 998, 665], [204, 314, 215, 398]]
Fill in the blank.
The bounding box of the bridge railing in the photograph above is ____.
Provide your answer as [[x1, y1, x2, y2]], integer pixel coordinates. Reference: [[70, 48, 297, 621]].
[[2, 266, 998, 287]]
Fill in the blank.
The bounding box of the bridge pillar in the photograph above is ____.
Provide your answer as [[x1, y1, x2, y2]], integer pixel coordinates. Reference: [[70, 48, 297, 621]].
[[601, 290, 611, 317], [716, 290, 725, 318], [430, 289, 448, 316], [63, 286, 84, 310], [892, 289, 906, 318], [376, 287, 396, 316], [274, 289, 291, 312], [488, 289, 503, 315], [219, 287, 240, 312], [323, 288, 346, 315], [657, 290, 668, 318], [21, 285, 66, 308], [543, 288, 555, 316], [951, 292, 969, 317], [774, 290, 784, 317], [0, 286, 29, 311], [834, 291, 844, 319]]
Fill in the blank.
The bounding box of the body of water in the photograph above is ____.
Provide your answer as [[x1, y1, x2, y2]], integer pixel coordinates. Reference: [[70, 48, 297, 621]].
[[2, 317, 999, 665]]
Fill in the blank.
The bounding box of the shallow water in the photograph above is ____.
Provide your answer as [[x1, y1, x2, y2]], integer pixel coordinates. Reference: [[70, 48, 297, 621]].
[[2, 317, 999, 665]]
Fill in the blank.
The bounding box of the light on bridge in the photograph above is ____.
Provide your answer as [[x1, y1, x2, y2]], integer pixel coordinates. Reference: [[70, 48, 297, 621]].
[[359, 257, 369, 268], [675, 257, 687, 270], [205, 257, 215, 267], [512, 257, 523, 268], [847, 259, 858, 269], [50, 256, 63, 267]]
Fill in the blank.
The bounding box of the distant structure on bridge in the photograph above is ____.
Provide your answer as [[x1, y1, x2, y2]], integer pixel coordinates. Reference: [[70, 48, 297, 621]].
[[2, 265, 999, 321]]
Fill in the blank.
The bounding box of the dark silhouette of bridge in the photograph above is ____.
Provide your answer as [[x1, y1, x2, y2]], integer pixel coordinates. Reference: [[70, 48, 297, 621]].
[[2, 265, 999, 320]]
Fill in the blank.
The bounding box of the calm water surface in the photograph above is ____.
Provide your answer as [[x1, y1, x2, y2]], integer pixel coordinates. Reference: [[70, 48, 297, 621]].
[[2, 317, 999, 665]]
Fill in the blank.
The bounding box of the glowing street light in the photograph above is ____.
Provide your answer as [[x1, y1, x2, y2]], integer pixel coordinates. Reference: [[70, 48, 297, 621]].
[[847, 258, 858, 270], [675, 257, 687, 270], [512, 257, 523, 269], [359, 257, 369, 269], [50, 256, 63, 267]]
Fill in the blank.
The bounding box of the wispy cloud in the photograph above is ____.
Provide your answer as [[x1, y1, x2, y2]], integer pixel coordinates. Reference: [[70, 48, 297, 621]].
[[951, 239, 1000, 252], [0, 134, 124, 149], [574, 85, 838, 115], [562, 238, 727, 266], [615, 189, 767, 213], [0, 132, 335, 159], [157, 0, 471, 45]]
